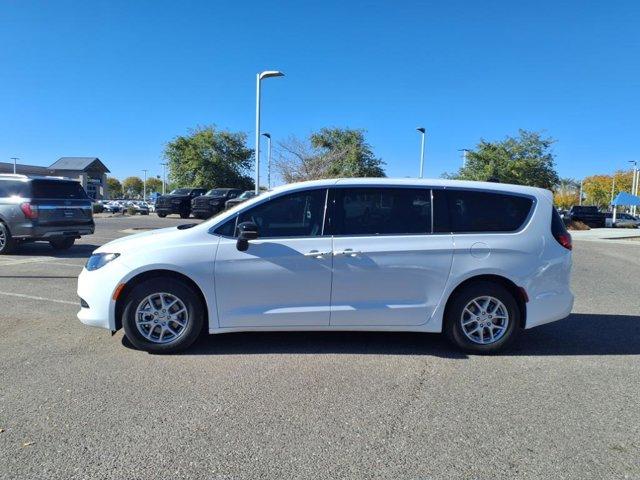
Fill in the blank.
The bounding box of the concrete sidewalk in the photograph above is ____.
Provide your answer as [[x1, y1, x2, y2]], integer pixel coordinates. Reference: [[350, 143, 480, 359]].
[[571, 227, 640, 244]]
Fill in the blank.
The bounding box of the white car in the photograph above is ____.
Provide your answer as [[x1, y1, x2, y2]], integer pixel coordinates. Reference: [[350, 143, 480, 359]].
[[78, 178, 574, 354]]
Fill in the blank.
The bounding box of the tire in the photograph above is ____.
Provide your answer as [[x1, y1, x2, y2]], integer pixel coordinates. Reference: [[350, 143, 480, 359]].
[[122, 278, 204, 353], [0, 222, 16, 255], [157, 212, 167, 218], [444, 281, 520, 354], [179, 212, 190, 219], [49, 237, 75, 250]]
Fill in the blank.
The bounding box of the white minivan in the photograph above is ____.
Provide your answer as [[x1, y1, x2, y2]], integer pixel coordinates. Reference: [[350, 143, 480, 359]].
[[78, 179, 573, 354]]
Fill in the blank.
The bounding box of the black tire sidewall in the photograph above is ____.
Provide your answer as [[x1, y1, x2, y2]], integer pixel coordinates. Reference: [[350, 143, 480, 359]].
[[122, 278, 204, 353], [0, 222, 15, 254], [445, 281, 520, 353]]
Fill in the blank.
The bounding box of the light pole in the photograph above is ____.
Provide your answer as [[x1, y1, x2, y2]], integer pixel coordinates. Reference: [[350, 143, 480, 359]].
[[458, 148, 470, 167], [579, 179, 583, 206], [10, 157, 19, 174], [416, 128, 426, 178], [262, 133, 272, 190], [142, 169, 148, 201], [161, 163, 167, 194], [630, 161, 638, 216], [255, 70, 284, 194]]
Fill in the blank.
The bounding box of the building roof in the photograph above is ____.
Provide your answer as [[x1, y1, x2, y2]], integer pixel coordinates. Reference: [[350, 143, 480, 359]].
[[0, 162, 51, 175], [48, 157, 110, 173]]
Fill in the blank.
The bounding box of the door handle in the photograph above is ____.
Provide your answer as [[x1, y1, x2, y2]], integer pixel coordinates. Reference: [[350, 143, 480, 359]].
[[334, 249, 361, 257], [303, 250, 331, 259]]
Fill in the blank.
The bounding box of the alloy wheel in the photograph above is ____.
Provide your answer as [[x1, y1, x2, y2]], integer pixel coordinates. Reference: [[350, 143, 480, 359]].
[[460, 296, 510, 345], [135, 292, 189, 344]]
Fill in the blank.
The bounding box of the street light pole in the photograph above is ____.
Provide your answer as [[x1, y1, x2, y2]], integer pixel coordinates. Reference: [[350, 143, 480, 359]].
[[458, 149, 469, 167], [142, 169, 148, 201], [10, 157, 19, 174], [255, 70, 284, 194], [262, 133, 272, 190], [416, 128, 426, 178], [579, 180, 583, 206], [161, 163, 167, 194], [630, 161, 639, 216]]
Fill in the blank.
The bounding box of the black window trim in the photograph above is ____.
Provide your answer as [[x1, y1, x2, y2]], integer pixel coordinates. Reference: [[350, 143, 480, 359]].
[[210, 184, 537, 239]]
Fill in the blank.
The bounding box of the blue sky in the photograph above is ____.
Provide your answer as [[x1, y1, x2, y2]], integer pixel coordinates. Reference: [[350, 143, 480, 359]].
[[1, 0, 639, 185]]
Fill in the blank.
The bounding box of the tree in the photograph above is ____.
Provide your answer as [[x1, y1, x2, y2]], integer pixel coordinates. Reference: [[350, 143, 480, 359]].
[[164, 126, 254, 190], [553, 178, 580, 209], [445, 130, 559, 189], [106, 177, 122, 198], [275, 128, 385, 183], [122, 176, 144, 198], [145, 177, 163, 194]]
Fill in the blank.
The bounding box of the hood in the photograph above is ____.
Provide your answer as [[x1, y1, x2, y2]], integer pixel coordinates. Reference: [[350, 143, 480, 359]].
[[94, 226, 191, 255]]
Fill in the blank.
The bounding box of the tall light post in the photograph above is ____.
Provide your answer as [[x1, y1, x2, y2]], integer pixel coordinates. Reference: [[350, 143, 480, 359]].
[[458, 148, 470, 167], [142, 169, 148, 201], [630, 161, 639, 216], [255, 70, 284, 194], [579, 179, 583, 206], [10, 157, 19, 174], [416, 128, 426, 178], [262, 133, 272, 190], [161, 163, 167, 194]]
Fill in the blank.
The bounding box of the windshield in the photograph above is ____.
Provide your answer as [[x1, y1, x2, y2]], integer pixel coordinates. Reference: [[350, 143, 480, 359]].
[[170, 188, 191, 195], [205, 189, 228, 197], [239, 191, 255, 199], [31, 180, 88, 199]]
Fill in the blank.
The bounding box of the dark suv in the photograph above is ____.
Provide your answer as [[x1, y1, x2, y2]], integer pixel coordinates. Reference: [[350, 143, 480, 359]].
[[568, 205, 606, 228], [191, 188, 242, 219], [155, 188, 207, 218], [0, 175, 94, 254]]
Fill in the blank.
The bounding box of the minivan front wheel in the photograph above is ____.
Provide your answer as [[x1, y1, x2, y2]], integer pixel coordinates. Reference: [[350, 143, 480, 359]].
[[445, 281, 520, 353], [0, 222, 15, 254], [122, 278, 204, 353]]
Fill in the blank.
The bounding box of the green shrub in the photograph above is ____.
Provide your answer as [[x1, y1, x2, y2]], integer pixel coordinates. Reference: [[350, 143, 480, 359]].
[[92, 203, 104, 214], [126, 206, 137, 215]]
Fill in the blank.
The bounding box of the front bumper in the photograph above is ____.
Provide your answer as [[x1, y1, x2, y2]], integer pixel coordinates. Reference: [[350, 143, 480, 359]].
[[77, 260, 129, 331]]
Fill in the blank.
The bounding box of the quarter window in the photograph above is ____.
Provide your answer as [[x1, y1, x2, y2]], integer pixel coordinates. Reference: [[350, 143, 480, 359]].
[[446, 190, 533, 232], [237, 189, 327, 238], [329, 188, 431, 235]]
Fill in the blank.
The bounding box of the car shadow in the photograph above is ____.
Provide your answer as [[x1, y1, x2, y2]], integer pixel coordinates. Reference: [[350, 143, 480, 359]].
[[10, 242, 99, 258], [122, 313, 640, 357]]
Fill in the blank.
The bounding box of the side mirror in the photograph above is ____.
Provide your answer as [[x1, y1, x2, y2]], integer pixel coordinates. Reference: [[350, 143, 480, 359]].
[[236, 221, 259, 251]]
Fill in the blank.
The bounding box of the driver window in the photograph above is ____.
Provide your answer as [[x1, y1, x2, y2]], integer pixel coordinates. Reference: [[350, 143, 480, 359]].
[[237, 189, 327, 238]]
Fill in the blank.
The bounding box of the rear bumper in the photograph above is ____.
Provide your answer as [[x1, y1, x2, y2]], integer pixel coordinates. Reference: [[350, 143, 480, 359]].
[[11, 221, 94, 240]]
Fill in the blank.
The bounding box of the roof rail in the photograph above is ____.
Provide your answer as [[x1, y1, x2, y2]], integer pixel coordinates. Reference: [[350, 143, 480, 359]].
[[0, 173, 29, 178]]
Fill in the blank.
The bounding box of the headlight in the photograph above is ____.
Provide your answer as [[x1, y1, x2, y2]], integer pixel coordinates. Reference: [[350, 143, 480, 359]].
[[85, 253, 120, 271]]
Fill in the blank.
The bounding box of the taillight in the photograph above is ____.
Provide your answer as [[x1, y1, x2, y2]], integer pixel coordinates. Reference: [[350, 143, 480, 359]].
[[20, 202, 38, 219], [556, 232, 572, 250]]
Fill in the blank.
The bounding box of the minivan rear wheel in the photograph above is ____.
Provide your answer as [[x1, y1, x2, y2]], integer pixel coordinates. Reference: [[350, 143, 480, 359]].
[[0, 222, 16, 254], [444, 281, 520, 353], [49, 237, 75, 250], [122, 278, 204, 353]]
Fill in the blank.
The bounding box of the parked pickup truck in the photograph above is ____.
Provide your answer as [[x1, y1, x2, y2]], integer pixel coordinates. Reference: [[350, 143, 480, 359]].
[[568, 205, 606, 228], [191, 188, 242, 219], [155, 188, 207, 218]]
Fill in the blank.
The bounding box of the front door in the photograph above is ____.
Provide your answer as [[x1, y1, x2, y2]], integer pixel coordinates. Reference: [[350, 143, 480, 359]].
[[327, 187, 454, 326], [214, 188, 333, 328]]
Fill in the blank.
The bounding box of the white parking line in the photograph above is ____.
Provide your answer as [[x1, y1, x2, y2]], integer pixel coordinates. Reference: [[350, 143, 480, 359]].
[[0, 258, 84, 268], [0, 291, 77, 305]]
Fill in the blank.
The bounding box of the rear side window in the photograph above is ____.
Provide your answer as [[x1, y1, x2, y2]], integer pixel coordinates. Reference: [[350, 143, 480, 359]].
[[31, 180, 88, 199], [446, 190, 533, 233], [329, 188, 431, 235], [0, 180, 29, 198]]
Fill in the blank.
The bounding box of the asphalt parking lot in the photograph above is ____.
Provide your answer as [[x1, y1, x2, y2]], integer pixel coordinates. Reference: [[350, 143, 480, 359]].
[[1, 215, 639, 480]]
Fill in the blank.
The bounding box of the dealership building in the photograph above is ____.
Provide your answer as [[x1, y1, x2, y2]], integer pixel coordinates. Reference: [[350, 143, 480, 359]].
[[0, 157, 110, 200]]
